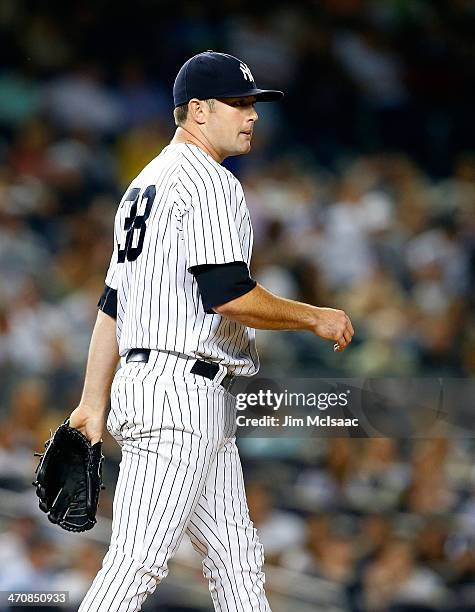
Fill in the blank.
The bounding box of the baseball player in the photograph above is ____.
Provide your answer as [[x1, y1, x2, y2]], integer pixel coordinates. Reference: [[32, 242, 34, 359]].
[[69, 51, 354, 611]]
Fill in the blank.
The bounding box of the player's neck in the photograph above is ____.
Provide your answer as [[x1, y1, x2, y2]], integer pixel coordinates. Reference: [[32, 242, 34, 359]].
[[171, 127, 224, 164]]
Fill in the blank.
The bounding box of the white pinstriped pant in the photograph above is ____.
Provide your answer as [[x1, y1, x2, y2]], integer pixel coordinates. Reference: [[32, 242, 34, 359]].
[[79, 351, 271, 612]]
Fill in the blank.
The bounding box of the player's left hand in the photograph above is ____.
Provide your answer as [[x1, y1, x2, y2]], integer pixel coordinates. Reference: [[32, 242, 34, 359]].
[[333, 342, 348, 353], [69, 405, 105, 445]]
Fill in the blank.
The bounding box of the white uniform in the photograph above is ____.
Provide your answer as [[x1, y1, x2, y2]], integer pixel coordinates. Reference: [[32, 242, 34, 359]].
[[79, 143, 271, 611]]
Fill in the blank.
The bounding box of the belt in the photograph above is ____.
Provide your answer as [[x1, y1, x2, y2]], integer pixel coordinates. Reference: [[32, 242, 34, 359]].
[[125, 349, 236, 392]]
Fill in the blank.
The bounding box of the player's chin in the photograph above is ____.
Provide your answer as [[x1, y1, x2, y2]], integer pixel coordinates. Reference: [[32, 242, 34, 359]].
[[236, 138, 252, 155]]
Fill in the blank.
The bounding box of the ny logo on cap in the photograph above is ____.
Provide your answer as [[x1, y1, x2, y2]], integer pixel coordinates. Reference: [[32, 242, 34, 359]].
[[239, 62, 254, 83]]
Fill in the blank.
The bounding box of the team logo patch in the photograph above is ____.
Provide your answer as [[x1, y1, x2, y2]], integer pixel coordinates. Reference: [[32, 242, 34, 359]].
[[239, 62, 254, 83]]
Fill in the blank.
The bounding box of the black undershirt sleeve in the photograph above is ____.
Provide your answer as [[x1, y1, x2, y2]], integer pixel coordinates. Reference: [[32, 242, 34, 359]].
[[190, 261, 257, 314], [97, 285, 118, 319]]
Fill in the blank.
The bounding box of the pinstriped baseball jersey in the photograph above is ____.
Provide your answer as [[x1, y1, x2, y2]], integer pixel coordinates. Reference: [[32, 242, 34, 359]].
[[105, 142, 258, 376]]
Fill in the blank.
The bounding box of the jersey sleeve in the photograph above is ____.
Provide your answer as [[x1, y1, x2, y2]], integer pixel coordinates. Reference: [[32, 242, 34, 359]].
[[180, 169, 245, 269], [190, 262, 257, 313], [97, 284, 117, 318]]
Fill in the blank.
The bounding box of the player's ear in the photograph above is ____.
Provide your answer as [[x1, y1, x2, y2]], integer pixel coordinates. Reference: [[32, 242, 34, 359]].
[[188, 99, 207, 125]]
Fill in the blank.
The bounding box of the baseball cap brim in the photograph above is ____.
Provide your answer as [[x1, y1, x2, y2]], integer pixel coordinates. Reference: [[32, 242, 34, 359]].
[[217, 88, 284, 102]]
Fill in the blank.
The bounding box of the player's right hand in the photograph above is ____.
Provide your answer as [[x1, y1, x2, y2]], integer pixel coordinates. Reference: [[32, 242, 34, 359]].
[[312, 307, 354, 352], [69, 405, 105, 445]]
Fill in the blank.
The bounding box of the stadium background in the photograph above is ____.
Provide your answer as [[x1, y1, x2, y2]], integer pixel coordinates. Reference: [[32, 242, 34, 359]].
[[0, 0, 474, 610]]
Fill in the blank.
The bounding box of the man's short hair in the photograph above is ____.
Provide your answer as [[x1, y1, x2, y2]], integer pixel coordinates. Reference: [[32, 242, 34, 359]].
[[173, 99, 216, 126]]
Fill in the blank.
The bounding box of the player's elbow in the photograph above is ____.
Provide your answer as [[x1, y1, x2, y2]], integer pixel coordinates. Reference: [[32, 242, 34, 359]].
[[213, 286, 257, 317], [213, 301, 234, 316]]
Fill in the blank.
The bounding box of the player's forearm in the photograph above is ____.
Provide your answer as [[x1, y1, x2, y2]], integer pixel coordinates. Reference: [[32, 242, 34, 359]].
[[214, 284, 319, 331], [79, 310, 120, 413]]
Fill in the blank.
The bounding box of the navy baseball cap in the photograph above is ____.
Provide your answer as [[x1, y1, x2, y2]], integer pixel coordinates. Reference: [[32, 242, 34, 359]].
[[173, 51, 284, 108]]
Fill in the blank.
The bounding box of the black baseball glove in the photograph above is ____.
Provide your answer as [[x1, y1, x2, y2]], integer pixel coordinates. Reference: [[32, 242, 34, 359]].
[[32, 420, 104, 532]]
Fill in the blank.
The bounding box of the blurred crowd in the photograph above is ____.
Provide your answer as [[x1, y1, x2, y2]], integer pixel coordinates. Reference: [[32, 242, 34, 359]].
[[1, 432, 475, 610], [2, 0, 475, 173], [241, 438, 475, 611], [1, 0, 475, 610]]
